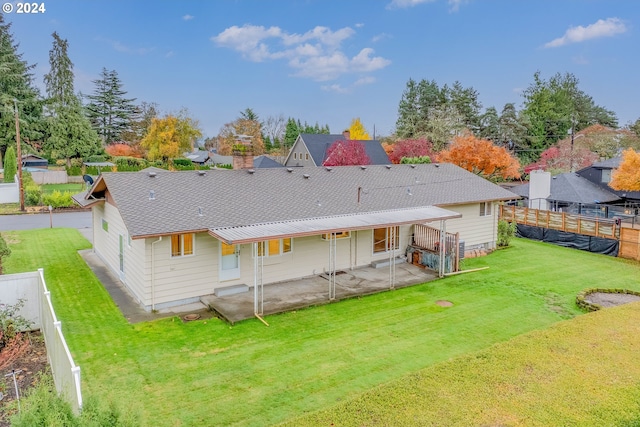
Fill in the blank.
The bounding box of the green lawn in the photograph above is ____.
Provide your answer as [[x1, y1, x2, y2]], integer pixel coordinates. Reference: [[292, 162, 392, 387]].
[[41, 183, 85, 194], [4, 229, 640, 426]]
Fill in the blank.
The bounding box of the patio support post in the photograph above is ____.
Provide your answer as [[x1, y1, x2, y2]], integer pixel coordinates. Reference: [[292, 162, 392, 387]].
[[389, 226, 396, 289], [253, 242, 265, 317], [328, 233, 336, 300], [439, 220, 446, 277]]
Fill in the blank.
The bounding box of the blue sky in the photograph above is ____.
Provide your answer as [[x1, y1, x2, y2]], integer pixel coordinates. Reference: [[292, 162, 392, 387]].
[[4, 0, 639, 139]]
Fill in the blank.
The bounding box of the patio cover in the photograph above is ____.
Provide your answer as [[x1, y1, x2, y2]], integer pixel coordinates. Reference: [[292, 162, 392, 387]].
[[208, 206, 462, 244]]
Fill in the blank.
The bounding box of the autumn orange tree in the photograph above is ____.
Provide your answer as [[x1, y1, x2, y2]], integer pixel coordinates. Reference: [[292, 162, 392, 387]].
[[438, 134, 521, 181], [217, 118, 265, 155], [610, 148, 640, 191]]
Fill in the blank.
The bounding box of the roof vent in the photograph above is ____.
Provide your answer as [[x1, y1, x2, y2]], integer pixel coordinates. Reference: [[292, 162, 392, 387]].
[[385, 165, 392, 169], [198, 170, 207, 176], [410, 164, 416, 169], [303, 174, 310, 179], [198, 206, 203, 216], [149, 190, 156, 200], [434, 163, 440, 168], [360, 165, 367, 170], [248, 169, 255, 174], [148, 171, 157, 177], [287, 168, 293, 173], [325, 166, 333, 172]]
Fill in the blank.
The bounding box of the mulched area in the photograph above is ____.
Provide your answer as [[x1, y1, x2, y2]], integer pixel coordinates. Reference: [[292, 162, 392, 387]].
[[584, 292, 640, 308], [0, 332, 49, 426]]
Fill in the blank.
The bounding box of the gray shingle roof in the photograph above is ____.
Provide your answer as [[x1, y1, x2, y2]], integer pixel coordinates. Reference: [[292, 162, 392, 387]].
[[253, 155, 284, 168], [510, 173, 620, 204], [299, 134, 390, 165], [589, 157, 621, 169], [87, 163, 517, 238]]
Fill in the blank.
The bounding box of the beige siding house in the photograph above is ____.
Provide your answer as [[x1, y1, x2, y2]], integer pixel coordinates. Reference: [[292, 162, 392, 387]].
[[75, 163, 516, 312]]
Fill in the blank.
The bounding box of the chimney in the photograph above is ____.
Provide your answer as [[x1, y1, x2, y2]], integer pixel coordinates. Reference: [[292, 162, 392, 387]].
[[232, 134, 254, 170], [342, 130, 351, 140]]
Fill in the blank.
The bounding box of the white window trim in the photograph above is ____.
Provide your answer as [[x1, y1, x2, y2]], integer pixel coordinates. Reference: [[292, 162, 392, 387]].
[[480, 202, 492, 217], [373, 226, 400, 254], [255, 238, 293, 257], [171, 233, 196, 258], [321, 231, 351, 240]]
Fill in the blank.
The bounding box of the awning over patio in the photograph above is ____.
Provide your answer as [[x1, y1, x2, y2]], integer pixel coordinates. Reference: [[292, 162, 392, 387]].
[[208, 206, 462, 244]]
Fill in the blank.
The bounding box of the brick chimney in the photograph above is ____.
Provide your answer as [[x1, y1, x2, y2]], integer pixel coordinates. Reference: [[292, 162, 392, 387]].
[[232, 134, 254, 169], [342, 130, 351, 140]]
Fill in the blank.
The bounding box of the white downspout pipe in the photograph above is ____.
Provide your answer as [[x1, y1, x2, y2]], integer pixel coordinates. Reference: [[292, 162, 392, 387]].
[[151, 237, 162, 311]]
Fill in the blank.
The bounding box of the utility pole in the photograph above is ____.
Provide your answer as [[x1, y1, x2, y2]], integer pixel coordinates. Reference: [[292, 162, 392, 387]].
[[14, 99, 25, 211]]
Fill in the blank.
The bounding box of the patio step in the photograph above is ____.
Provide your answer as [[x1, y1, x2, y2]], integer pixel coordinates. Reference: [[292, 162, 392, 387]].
[[371, 257, 406, 269], [214, 284, 249, 297]]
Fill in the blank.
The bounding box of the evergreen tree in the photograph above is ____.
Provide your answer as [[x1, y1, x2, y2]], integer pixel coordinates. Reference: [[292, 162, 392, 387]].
[[479, 107, 500, 142], [43, 32, 100, 167], [86, 68, 137, 144], [0, 14, 44, 160], [395, 78, 420, 138], [2, 146, 16, 183], [283, 118, 299, 148]]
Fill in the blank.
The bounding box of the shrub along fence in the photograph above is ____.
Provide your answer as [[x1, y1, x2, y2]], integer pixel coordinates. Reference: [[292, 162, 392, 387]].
[[0, 269, 82, 412]]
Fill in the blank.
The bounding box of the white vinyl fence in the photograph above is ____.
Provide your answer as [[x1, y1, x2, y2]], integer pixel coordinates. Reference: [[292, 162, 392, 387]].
[[0, 269, 82, 411], [0, 180, 19, 204]]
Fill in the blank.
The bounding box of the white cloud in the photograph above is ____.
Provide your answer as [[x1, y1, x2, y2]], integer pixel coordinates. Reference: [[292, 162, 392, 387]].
[[212, 24, 390, 82], [387, 0, 435, 9], [386, 0, 466, 11], [321, 83, 350, 94], [544, 17, 627, 48], [355, 76, 376, 86], [572, 55, 589, 65], [372, 32, 391, 43], [182, 14, 194, 21], [355, 23, 365, 28], [96, 37, 154, 55]]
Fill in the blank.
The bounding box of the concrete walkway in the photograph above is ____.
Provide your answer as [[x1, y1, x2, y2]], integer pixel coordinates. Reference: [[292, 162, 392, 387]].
[[79, 249, 210, 323]]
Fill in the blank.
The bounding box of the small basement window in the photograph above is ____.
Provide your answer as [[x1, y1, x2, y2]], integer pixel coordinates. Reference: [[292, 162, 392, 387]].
[[171, 233, 194, 257], [480, 202, 492, 217], [322, 231, 351, 240]]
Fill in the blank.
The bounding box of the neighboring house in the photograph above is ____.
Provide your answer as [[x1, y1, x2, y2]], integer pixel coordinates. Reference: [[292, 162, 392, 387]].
[[576, 157, 640, 204], [284, 132, 390, 167], [184, 151, 211, 166], [510, 171, 620, 214], [22, 154, 48, 169], [74, 163, 516, 312], [253, 155, 283, 168]]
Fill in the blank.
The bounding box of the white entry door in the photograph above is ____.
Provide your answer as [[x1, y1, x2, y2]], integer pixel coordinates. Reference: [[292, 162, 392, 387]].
[[219, 242, 240, 281]]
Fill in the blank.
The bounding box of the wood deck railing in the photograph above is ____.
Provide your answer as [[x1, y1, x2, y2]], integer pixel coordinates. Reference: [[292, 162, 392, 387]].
[[499, 205, 618, 240]]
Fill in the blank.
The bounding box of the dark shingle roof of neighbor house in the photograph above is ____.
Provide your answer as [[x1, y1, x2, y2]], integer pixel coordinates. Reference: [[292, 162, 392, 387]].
[[297, 134, 390, 165], [185, 151, 210, 164], [253, 155, 283, 168], [589, 157, 621, 169], [84, 163, 517, 238], [509, 173, 620, 204]]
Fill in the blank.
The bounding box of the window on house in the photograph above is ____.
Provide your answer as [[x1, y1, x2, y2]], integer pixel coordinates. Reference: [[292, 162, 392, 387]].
[[171, 233, 194, 257], [601, 169, 612, 183], [480, 202, 492, 217], [373, 227, 399, 253], [305, 153, 310, 161], [257, 238, 292, 257], [294, 153, 298, 160], [102, 219, 109, 232], [322, 231, 351, 240]]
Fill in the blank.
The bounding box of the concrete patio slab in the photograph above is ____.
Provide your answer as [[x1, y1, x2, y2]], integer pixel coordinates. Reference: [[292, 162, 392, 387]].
[[201, 262, 438, 324]]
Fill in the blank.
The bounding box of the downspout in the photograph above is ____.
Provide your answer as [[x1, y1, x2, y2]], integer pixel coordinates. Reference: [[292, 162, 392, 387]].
[[151, 237, 162, 311]]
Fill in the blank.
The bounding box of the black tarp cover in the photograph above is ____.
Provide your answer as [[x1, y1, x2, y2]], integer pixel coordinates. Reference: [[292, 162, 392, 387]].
[[516, 224, 619, 256]]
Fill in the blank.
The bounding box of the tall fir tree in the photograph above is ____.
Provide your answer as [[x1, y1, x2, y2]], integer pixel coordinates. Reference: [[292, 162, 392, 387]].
[[86, 68, 137, 144], [43, 32, 100, 167], [0, 14, 44, 161], [2, 146, 16, 183]]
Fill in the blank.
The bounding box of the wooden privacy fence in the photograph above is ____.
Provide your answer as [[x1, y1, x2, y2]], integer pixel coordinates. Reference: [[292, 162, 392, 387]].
[[500, 205, 640, 261], [499, 205, 618, 239]]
